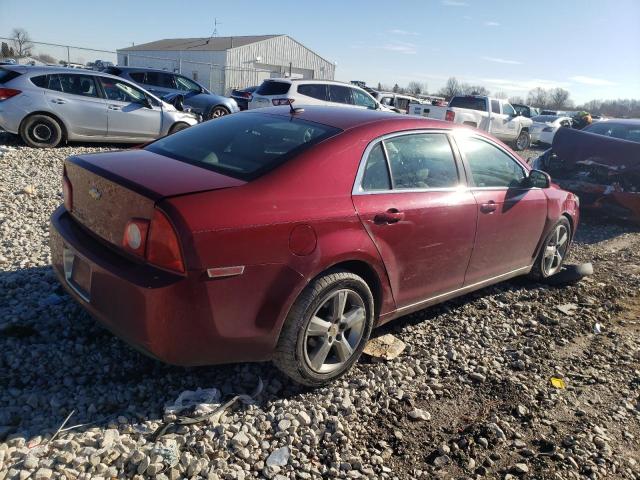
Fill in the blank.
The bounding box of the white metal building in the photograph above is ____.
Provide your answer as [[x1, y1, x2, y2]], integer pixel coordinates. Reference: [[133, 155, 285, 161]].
[[117, 35, 335, 95]]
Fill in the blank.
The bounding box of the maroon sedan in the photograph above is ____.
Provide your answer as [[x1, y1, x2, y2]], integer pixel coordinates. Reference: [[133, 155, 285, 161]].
[[50, 106, 579, 386]]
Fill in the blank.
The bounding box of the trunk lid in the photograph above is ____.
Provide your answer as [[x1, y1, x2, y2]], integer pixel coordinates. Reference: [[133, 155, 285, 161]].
[[65, 149, 245, 247]]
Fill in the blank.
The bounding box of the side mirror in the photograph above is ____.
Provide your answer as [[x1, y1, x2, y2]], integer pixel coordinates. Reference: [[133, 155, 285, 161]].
[[527, 169, 551, 188]]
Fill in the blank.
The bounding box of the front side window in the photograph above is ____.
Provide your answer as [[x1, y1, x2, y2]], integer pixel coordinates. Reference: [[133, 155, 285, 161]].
[[352, 89, 377, 109], [361, 143, 391, 191], [58, 74, 98, 97], [175, 75, 201, 92], [491, 100, 500, 114], [328, 85, 353, 105], [98, 77, 147, 103], [380, 96, 393, 106], [146, 113, 341, 181], [129, 72, 145, 83], [384, 134, 459, 189], [456, 136, 525, 188], [297, 83, 328, 101], [502, 103, 516, 116]]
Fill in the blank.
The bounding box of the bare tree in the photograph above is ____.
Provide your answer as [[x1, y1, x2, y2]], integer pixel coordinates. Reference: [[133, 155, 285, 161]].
[[460, 83, 490, 96], [549, 88, 572, 109], [438, 77, 461, 99], [527, 87, 550, 108], [407, 81, 422, 95], [11, 28, 33, 57], [493, 90, 508, 99]]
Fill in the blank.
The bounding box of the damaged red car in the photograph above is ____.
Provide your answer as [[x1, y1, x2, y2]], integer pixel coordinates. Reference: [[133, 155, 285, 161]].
[[50, 106, 579, 386], [531, 120, 640, 224]]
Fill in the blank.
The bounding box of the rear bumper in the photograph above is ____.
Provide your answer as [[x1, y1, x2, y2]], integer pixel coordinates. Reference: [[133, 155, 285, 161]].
[[50, 206, 296, 366]]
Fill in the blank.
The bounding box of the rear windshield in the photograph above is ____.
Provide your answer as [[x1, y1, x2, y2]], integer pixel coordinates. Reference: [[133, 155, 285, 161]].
[[256, 81, 291, 96], [145, 113, 341, 180], [449, 96, 487, 112], [0, 68, 21, 84]]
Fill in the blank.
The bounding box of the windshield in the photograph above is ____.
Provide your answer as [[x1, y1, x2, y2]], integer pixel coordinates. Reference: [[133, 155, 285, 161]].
[[145, 113, 341, 180], [583, 122, 640, 143]]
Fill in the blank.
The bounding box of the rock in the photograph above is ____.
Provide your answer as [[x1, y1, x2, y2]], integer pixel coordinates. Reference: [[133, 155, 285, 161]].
[[469, 372, 486, 383], [512, 463, 529, 474], [231, 432, 250, 448], [297, 411, 312, 426], [362, 334, 406, 360], [34, 468, 53, 480], [101, 429, 120, 449], [266, 447, 290, 467], [556, 303, 578, 315], [408, 408, 431, 421], [433, 455, 451, 467]]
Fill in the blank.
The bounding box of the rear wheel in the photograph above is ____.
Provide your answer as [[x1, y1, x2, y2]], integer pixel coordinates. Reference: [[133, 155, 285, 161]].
[[273, 270, 374, 386], [530, 217, 571, 280], [514, 130, 531, 151], [20, 114, 64, 148], [168, 122, 190, 135], [208, 106, 230, 120]]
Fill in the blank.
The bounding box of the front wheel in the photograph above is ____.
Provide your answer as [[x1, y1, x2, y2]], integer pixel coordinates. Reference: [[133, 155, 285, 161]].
[[530, 217, 572, 280], [273, 270, 375, 386], [208, 106, 230, 120], [168, 122, 190, 135], [514, 130, 531, 151]]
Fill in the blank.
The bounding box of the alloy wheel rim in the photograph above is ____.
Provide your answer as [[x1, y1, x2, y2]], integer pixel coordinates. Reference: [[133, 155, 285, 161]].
[[211, 108, 226, 118], [33, 124, 52, 142], [303, 289, 367, 374], [517, 132, 528, 150], [543, 224, 569, 276]]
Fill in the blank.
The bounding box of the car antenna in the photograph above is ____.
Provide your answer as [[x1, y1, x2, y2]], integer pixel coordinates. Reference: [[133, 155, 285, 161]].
[[288, 100, 304, 114]]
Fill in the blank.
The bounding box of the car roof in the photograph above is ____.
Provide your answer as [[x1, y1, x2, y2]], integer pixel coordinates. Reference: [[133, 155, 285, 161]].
[[264, 78, 359, 87], [590, 118, 640, 126], [1, 65, 122, 78], [243, 105, 462, 132], [110, 66, 180, 74]]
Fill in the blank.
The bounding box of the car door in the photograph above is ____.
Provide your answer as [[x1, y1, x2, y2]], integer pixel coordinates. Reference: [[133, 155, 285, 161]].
[[97, 77, 162, 139], [500, 102, 521, 141], [352, 132, 477, 307], [453, 134, 547, 284], [42, 73, 108, 137], [351, 88, 378, 110], [296, 83, 329, 106]]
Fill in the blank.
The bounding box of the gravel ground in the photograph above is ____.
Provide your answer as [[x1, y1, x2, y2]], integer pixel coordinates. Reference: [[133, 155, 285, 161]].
[[1, 134, 639, 480]]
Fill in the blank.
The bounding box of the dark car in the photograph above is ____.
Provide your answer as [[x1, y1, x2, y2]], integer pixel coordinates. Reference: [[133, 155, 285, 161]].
[[104, 66, 239, 120], [231, 86, 257, 111], [531, 124, 640, 223], [50, 106, 579, 386], [512, 103, 540, 118]]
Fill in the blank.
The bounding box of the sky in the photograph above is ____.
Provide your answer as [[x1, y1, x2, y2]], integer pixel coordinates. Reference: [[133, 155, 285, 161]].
[[1, 0, 639, 104]]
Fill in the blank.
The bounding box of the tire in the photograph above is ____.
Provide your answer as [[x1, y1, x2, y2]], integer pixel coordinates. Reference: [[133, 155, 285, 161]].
[[168, 122, 190, 135], [20, 114, 64, 148], [208, 106, 230, 120], [273, 270, 375, 386], [514, 130, 531, 151], [530, 217, 572, 281]]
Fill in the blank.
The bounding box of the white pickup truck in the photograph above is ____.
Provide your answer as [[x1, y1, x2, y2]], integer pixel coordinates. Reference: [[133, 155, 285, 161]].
[[410, 95, 533, 150]]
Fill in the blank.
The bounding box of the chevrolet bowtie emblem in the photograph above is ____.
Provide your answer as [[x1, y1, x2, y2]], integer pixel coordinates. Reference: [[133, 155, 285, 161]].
[[88, 186, 102, 200]]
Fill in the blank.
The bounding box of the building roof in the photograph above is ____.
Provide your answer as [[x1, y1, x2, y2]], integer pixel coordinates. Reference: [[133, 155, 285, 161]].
[[118, 35, 281, 52]]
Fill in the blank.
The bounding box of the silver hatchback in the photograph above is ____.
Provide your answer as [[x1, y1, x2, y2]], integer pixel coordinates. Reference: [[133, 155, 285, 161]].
[[0, 66, 199, 148]]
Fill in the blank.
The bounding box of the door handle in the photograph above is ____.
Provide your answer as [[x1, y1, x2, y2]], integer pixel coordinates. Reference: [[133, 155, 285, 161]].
[[374, 208, 405, 224], [51, 98, 66, 104], [480, 201, 497, 213], [108, 105, 121, 111]]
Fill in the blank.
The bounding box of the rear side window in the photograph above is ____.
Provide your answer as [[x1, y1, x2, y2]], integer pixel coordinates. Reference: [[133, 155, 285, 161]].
[[384, 134, 459, 189], [297, 83, 328, 101], [129, 72, 146, 83], [449, 96, 487, 112], [30, 75, 48, 88], [256, 81, 291, 95], [31, 74, 63, 92], [361, 143, 391, 191], [145, 113, 341, 180], [328, 85, 353, 104], [491, 100, 500, 113], [0, 68, 22, 84], [457, 136, 525, 188], [59, 74, 98, 97]]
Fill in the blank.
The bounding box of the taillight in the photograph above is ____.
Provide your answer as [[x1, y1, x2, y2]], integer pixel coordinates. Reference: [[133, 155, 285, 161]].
[[0, 88, 21, 101], [272, 98, 293, 106], [145, 209, 185, 273], [445, 110, 455, 122], [122, 219, 150, 257], [62, 167, 73, 211]]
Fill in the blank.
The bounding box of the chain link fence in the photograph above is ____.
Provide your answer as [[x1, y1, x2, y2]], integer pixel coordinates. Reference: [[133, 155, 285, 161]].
[[1, 39, 274, 95]]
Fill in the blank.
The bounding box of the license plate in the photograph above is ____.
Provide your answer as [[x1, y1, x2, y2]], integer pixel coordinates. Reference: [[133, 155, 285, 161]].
[[63, 247, 91, 302]]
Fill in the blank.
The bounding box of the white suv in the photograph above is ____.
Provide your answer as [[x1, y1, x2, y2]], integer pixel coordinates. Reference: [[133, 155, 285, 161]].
[[248, 79, 389, 111]]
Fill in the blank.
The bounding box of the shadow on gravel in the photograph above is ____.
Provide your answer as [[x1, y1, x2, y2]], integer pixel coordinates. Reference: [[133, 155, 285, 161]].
[[0, 266, 306, 442]]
